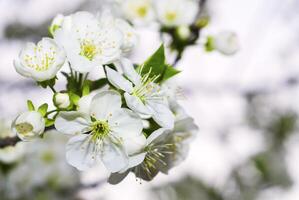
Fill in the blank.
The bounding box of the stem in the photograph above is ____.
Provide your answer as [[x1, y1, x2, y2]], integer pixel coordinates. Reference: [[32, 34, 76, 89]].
[[45, 109, 58, 117], [49, 85, 56, 93]]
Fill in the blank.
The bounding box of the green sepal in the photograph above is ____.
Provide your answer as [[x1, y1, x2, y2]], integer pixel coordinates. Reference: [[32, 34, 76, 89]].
[[38, 103, 48, 117], [37, 77, 56, 89], [45, 118, 55, 127], [82, 81, 90, 96], [69, 92, 80, 106], [205, 36, 215, 52], [27, 100, 35, 111]]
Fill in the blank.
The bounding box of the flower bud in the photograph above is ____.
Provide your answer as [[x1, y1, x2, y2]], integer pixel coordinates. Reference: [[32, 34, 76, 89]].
[[12, 111, 45, 141], [54, 93, 71, 109], [213, 31, 240, 55], [49, 14, 64, 36], [177, 26, 191, 40]]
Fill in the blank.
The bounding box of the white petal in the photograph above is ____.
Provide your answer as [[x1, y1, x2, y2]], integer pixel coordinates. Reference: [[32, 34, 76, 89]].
[[122, 134, 146, 155], [66, 135, 97, 171], [128, 152, 147, 168], [100, 138, 129, 173], [119, 152, 147, 173], [147, 100, 175, 129], [90, 91, 122, 120], [146, 128, 167, 145], [124, 93, 152, 116], [120, 58, 141, 85], [106, 67, 133, 93], [13, 59, 31, 78], [78, 93, 96, 114], [55, 111, 90, 135], [109, 108, 143, 139]]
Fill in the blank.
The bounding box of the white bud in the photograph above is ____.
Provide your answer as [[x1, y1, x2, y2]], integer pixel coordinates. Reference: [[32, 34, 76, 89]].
[[12, 111, 45, 141], [177, 26, 191, 40], [213, 31, 240, 55], [54, 93, 71, 109], [49, 14, 64, 35]]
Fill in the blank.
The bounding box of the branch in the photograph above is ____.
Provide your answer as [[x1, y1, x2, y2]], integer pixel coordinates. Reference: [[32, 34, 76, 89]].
[[0, 136, 21, 148]]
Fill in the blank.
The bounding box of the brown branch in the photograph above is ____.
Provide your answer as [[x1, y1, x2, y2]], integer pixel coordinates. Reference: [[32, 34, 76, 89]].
[[0, 136, 21, 148]]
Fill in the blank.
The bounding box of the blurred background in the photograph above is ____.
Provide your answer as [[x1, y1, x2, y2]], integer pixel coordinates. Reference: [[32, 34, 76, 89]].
[[1, 0, 299, 199]]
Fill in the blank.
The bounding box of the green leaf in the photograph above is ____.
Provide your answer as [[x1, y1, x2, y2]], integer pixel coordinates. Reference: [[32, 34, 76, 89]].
[[90, 78, 108, 91], [161, 64, 181, 82], [38, 103, 48, 117], [138, 44, 166, 80], [45, 118, 55, 127], [27, 100, 35, 111], [69, 92, 80, 105]]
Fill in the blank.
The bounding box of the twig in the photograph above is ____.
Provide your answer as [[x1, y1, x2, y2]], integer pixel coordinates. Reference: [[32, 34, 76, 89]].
[[0, 136, 21, 148]]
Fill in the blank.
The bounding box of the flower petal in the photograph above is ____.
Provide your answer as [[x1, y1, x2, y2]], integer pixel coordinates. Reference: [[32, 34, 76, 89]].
[[147, 100, 175, 129], [146, 128, 167, 145], [124, 93, 152, 117], [90, 91, 122, 120], [123, 134, 146, 155], [100, 138, 129, 173], [109, 108, 143, 140], [106, 67, 133, 93], [120, 58, 141, 85], [66, 134, 97, 171], [108, 170, 130, 185], [55, 111, 90, 135], [78, 93, 96, 114]]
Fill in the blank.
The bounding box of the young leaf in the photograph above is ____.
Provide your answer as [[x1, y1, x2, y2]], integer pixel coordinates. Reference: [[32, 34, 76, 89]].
[[161, 64, 181, 82], [38, 103, 48, 117], [27, 100, 35, 111], [139, 44, 166, 79]]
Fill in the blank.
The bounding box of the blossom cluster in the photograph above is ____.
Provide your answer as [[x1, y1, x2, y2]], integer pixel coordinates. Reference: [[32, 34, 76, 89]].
[[114, 0, 239, 57], [11, 11, 198, 183]]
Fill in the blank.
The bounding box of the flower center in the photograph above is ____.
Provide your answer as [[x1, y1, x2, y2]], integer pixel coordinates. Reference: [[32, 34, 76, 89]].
[[132, 68, 160, 104], [90, 120, 110, 141], [24, 46, 56, 72], [15, 122, 33, 135], [80, 40, 97, 61], [136, 6, 148, 17], [165, 11, 177, 22]]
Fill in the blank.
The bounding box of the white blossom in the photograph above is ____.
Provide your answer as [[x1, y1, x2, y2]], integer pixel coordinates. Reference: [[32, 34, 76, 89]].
[[11, 111, 45, 141], [154, 0, 199, 27], [106, 58, 175, 129], [136, 108, 198, 180], [55, 91, 146, 172], [54, 11, 123, 73], [14, 38, 66, 82], [121, 0, 155, 25], [98, 11, 138, 54]]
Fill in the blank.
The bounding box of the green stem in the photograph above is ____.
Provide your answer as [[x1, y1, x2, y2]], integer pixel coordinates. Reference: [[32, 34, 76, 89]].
[[45, 109, 58, 117], [49, 85, 56, 93]]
